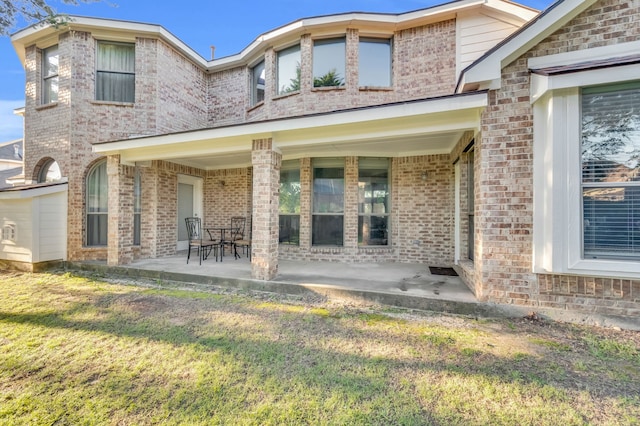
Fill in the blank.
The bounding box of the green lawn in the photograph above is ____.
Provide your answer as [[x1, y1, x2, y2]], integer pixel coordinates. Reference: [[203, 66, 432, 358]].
[[0, 270, 639, 425]]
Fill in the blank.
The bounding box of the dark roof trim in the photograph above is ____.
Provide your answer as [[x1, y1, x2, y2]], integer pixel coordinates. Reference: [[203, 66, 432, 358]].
[[530, 54, 640, 76], [0, 181, 67, 193]]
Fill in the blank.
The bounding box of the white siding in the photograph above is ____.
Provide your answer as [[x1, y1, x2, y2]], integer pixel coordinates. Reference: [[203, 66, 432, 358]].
[[1, 199, 33, 263], [36, 191, 67, 262], [0, 183, 68, 265], [456, 12, 522, 77]]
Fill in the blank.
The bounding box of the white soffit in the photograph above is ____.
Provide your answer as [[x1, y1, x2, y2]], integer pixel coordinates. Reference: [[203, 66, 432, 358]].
[[94, 93, 486, 170]]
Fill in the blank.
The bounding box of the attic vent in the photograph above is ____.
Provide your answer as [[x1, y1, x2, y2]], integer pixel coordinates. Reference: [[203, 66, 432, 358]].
[[2, 223, 16, 242]]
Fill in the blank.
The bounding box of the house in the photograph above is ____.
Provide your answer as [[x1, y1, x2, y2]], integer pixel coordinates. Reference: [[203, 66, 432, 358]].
[[4, 0, 639, 321], [0, 139, 24, 188]]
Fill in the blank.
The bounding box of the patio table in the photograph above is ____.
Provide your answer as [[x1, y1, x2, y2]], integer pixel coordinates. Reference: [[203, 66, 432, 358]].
[[206, 227, 241, 259]]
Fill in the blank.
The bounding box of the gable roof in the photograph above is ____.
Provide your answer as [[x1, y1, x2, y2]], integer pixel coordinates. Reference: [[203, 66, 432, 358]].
[[456, 0, 599, 92]]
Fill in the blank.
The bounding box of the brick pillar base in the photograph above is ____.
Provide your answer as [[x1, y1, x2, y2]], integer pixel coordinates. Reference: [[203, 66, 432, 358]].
[[107, 155, 134, 266], [251, 138, 281, 280]]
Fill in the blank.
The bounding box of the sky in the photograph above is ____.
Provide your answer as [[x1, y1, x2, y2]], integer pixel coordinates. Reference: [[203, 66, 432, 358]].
[[0, 0, 556, 142]]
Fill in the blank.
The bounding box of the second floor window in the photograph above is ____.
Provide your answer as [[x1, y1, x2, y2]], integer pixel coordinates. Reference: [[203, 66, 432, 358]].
[[42, 45, 59, 104], [313, 38, 345, 88], [96, 41, 135, 103], [277, 44, 301, 94], [251, 60, 265, 105], [359, 38, 392, 87]]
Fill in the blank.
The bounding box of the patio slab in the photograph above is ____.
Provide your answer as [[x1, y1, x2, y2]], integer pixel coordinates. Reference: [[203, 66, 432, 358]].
[[67, 252, 640, 329], [69, 252, 521, 319]]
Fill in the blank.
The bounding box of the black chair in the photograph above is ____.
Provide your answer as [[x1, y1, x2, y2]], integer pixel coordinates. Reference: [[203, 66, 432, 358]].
[[234, 217, 252, 260], [185, 217, 219, 264], [226, 216, 246, 259]]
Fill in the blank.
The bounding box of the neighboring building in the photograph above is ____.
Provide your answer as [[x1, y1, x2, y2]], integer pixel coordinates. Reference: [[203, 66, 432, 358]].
[[4, 0, 639, 321], [0, 139, 24, 188]]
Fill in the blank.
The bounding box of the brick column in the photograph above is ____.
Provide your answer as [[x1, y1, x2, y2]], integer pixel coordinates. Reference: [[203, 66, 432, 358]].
[[299, 158, 311, 248], [107, 155, 134, 266], [344, 157, 359, 252], [251, 138, 281, 280]]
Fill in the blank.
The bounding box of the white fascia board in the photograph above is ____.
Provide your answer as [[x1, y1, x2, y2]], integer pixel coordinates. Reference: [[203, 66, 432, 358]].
[[93, 92, 487, 155], [461, 0, 598, 90], [0, 183, 68, 199], [530, 63, 640, 104], [484, 0, 539, 22], [208, 0, 537, 72], [11, 16, 209, 68]]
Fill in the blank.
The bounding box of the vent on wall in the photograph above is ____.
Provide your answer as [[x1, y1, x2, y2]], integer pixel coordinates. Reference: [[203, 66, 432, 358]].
[[1, 223, 16, 243]]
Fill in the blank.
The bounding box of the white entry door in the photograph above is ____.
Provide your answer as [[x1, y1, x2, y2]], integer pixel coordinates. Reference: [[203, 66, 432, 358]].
[[177, 174, 203, 251]]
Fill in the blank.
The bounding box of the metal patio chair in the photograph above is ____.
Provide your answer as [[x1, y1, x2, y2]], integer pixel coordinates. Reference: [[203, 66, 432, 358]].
[[185, 217, 219, 264]]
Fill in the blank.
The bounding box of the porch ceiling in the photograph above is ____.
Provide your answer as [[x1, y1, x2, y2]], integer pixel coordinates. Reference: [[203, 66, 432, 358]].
[[93, 92, 486, 170]]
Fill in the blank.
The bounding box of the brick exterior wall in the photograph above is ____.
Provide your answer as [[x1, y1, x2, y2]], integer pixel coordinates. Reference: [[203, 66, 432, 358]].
[[473, 0, 640, 314], [279, 153, 456, 264]]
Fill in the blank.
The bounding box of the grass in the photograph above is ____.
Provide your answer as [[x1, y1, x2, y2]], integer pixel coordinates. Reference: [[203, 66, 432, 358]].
[[1, 270, 639, 425]]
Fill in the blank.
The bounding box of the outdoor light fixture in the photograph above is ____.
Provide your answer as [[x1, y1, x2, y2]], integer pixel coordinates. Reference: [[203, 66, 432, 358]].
[[421, 171, 428, 181], [219, 180, 226, 187]]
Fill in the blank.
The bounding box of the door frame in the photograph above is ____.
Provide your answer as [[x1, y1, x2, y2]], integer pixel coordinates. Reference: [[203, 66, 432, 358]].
[[177, 174, 204, 251]]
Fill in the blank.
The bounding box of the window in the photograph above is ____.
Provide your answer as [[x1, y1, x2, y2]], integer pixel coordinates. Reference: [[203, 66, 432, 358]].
[[279, 161, 300, 245], [251, 60, 265, 105], [96, 41, 135, 103], [38, 159, 61, 183], [42, 45, 59, 104], [313, 38, 345, 88], [277, 44, 301, 94], [86, 160, 108, 246], [134, 169, 141, 246], [358, 158, 389, 246], [313, 159, 344, 245], [581, 83, 640, 259], [358, 38, 391, 87]]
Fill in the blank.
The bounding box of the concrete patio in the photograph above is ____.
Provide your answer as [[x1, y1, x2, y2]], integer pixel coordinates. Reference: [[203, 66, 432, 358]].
[[69, 250, 531, 319]]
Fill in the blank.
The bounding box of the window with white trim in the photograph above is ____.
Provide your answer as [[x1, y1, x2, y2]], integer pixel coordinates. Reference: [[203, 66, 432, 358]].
[[42, 45, 59, 104], [134, 168, 141, 246], [531, 50, 640, 278], [277, 45, 301, 95], [96, 41, 135, 103], [251, 60, 265, 105], [86, 160, 108, 246], [279, 160, 300, 245], [581, 82, 640, 260], [312, 158, 344, 245], [313, 38, 345, 88], [358, 38, 391, 87], [358, 158, 389, 246]]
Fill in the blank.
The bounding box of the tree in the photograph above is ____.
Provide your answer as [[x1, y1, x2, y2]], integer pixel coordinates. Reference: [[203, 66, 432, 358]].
[[280, 62, 301, 94], [0, 0, 100, 36], [313, 69, 344, 88]]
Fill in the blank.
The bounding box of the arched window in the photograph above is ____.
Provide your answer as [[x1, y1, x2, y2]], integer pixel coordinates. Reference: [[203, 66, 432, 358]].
[[86, 160, 108, 246], [37, 159, 61, 183]]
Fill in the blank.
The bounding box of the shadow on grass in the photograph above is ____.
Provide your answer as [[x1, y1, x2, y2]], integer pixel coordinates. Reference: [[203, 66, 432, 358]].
[[1, 275, 639, 424]]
